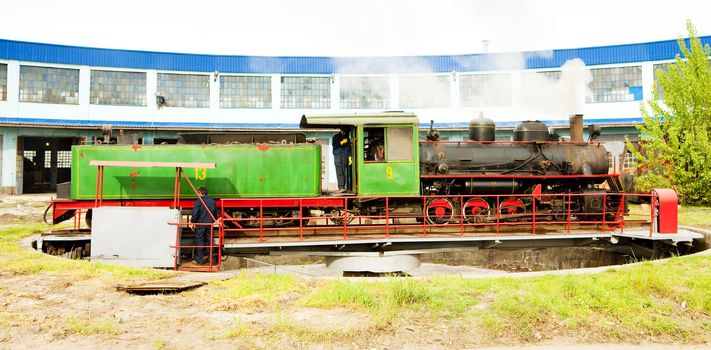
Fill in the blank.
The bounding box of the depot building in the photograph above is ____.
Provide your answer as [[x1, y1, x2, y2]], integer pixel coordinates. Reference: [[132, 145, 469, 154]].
[[1, 36, 709, 193]]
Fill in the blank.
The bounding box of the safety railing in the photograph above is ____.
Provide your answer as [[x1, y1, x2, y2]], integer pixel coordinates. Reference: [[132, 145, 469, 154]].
[[87, 160, 222, 272], [170, 167, 223, 272], [218, 191, 672, 244]]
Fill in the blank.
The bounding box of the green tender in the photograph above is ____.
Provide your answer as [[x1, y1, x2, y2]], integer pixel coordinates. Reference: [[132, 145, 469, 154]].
[[71, 143, 322, 200]]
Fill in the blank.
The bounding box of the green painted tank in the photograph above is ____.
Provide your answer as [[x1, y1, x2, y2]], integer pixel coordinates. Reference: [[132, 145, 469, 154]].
[[71, 143, 322, 200]]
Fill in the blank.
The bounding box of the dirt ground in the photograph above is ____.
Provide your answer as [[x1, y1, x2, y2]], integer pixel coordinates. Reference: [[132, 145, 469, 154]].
[[0, 194, 708, 349]]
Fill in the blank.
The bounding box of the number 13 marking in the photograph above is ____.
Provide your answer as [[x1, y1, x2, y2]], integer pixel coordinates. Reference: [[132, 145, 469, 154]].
[[194, 168, 207, 180]]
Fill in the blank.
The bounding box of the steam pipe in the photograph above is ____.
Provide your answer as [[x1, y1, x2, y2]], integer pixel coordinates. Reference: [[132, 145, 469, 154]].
[[569, 114, 583, 142]]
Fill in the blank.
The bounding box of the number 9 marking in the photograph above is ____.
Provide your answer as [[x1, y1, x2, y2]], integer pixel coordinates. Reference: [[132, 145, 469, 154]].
[[386, 166, 393, 180], [195, 168, 207, 180]]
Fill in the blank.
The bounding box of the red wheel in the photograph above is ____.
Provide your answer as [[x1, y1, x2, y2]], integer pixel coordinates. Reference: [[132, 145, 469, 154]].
[[463, 197, 490, 223], [425, 198, 455, 224], [499, 197, 526, 216]]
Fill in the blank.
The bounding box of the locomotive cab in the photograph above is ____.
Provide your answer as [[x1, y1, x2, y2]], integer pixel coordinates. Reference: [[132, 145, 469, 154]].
[[300, 113, 421, 196]]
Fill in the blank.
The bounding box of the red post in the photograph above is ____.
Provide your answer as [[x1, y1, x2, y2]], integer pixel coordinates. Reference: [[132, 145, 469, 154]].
[[601, 193, 607, 233], [385, 196, 390, 239], [495, 195, 500, 235], [343, 198, 348, 240], [218, 200, 224, 265], [299, 199, 303, 241], [459, 195, 464, 236], [532, 195, 537, 234], [260, 199, 264, 242], [620, 194, 625, 235], [422, 196, 427, 238], [567, 193, 572, 234], [208, 224, 214, 270]]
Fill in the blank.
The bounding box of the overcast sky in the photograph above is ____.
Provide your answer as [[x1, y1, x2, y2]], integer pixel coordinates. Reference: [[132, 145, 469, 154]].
[[2, 0, 709, 57]]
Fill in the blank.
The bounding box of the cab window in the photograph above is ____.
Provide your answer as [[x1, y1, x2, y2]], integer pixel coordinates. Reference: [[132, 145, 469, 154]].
[[386, 127, 413, 161], [363, 126, 413, 162], [363, 127, 385, 162]]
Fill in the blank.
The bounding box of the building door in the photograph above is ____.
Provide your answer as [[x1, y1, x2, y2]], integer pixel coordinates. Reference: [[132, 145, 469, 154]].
[[21, 136, 80, 193]]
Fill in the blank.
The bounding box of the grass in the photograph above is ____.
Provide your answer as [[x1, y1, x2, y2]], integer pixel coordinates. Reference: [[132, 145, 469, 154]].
[[303, 277, 484, 326], [205, 272, 306, 311], [627, 204, 711, 229], [1, 205, 710, 346], [66, 316, 122, 336], [475, 256, 711, 342], [205, 204, 711, 344], [678, 206, 711, 228], [301, 255, 711, 343], [0, 223, 174, 281], [218, 314, 366, 346]]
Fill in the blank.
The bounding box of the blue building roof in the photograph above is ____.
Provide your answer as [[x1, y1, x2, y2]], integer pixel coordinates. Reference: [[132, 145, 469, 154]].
[[0, 116, 644, 130], [1, 37, 709, 74]]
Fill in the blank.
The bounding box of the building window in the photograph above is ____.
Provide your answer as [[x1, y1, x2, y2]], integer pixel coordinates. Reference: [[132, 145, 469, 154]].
[[280, 76, 330, 109], [20, 65, 79, 104], [0, 63, 7, 101], [220, 75, 271, 108], [57, 150, 72, 168], [460, 73, 511, 107], [400, 75, 450, 108], [340, 77, 389, 109], [90, 70, 146, 106], [587, 66, 642, 103], [608, 153, 614, 169], [44, 150, 52, 168], [623, 151, 637, 169], [537, 70, 562, 80], [23, 150, 36, 163], [653, 63, 670, 100], [520, 71, 561, 106], [157, 73, 210, 108]]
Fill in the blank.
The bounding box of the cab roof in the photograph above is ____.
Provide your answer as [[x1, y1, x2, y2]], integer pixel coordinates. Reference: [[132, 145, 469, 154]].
[[300, 112, 419, 129]]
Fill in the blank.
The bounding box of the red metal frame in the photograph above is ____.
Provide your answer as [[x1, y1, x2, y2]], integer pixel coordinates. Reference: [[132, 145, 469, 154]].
[[212, 192, 669, 243], [52, 182, 677, 259], [420, 174, 620, 179], [88, 160, 221, 272], [653, 189, 678, 234], [419, 140, 604, 146]]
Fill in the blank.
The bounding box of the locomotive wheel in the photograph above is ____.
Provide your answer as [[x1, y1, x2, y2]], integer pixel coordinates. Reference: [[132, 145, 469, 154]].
[[463, 198, 490, 223], [328, 208, 355, 225], [425, 198, 455, 225], [85, 209, 92, 228], [231, 211, 260, 227], [498, 197, 526, 216]]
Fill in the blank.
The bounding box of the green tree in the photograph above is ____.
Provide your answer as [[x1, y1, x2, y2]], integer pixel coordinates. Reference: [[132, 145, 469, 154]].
[[627, 20, 711, 205]]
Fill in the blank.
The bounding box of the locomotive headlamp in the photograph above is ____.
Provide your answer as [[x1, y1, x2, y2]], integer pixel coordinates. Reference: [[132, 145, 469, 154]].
[[437, 163, 449, 174]]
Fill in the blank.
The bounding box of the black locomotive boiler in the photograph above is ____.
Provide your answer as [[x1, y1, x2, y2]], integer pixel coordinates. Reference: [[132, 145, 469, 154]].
[[413, 114, 622, 223]]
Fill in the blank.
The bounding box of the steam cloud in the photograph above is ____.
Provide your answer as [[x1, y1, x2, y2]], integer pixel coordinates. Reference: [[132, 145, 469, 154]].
[[331, 53, 592, 122]]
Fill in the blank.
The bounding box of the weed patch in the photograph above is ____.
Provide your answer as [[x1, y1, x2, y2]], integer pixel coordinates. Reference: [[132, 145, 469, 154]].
[[0, 224, 174, 281], [207, 272, 305, 311], [65, 316, 122, 336]]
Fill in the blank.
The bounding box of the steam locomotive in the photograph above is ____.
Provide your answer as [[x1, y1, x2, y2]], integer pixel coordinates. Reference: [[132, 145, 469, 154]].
[[54, 112, 623, 227]]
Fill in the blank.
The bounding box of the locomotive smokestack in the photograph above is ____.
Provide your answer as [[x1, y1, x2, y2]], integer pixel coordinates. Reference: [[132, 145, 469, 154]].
[[569, 114, 584, 142]]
